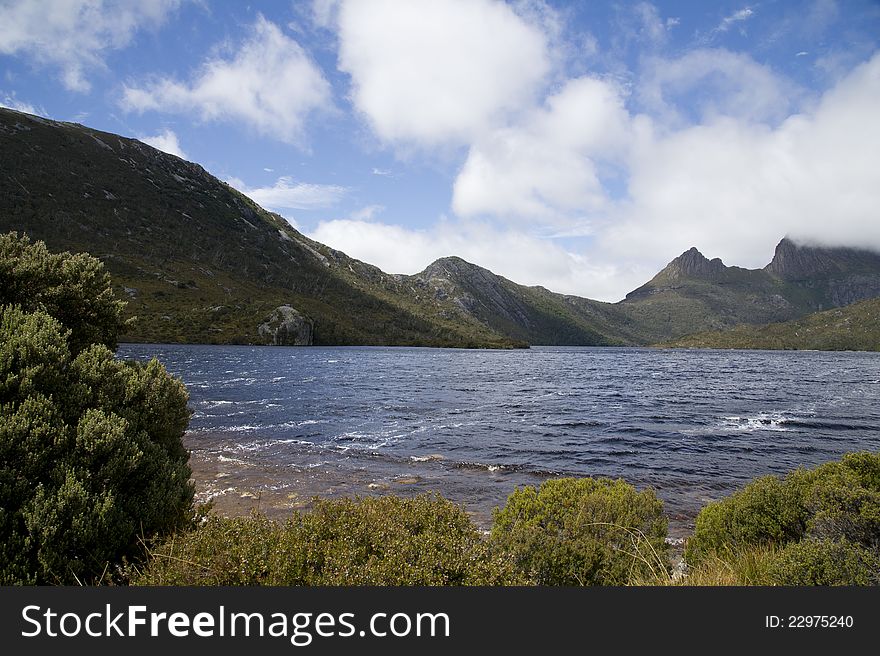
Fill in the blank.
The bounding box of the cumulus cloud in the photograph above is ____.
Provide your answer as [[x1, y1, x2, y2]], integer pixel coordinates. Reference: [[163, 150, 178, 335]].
[[226, 175, 348, 213], [602, 52, 880, 275], [333, 0, 550, 147], [120, 16, 331, 144], [139, 128, 188, 159], [0, 0, 182, 92], [638, 48, 800, 125], [453, 76, 631, 224]]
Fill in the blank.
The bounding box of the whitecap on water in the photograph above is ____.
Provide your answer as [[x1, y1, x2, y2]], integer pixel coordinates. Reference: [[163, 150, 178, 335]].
[[719, 413, 792, 432]]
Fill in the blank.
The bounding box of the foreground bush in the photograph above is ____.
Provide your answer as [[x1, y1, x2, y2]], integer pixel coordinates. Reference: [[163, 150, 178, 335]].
[[0, 232, 127, 355], [685, 452, 880, 567], [1, 233, 192, 584], [137, 495, 521, 586], [767, 539, 880, 586], [490, 478, 669, 585]]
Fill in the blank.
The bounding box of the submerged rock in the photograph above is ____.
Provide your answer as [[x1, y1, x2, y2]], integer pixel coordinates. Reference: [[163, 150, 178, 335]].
[[258, 305, 314, 346]]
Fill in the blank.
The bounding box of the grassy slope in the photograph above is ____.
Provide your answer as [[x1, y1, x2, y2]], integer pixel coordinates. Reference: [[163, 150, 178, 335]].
[[0, 108, 522, 348], [664, 297, 880, 351]]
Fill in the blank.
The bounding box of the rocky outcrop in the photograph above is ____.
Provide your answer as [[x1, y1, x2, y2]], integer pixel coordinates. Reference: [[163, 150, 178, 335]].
[[413, 257, 535, 328], [258, 305, 313, 346], [660, 247, 728, 281], [765, 237, 880, 281]]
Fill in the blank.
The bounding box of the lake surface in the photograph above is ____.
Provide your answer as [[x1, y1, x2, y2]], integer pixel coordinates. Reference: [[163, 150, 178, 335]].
[[118, 344, 880, 536]]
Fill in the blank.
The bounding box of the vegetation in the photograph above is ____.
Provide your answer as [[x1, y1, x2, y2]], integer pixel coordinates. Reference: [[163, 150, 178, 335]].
[[664, 298, 880, 351], [681, 452, 880, 585], [490, 477, 669, 585], [136, 495, 521, 586], [0, 234, 193, 584]]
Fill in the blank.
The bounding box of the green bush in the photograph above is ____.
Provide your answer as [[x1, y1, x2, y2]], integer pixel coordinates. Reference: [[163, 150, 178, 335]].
[[1, 234, 192, 584], [684, 476, 806, 564], [0, 232, 127, 355], [685, 452, 880, 572], [137, 495, 521, 586], [767, 539, 880, 586], [490, 477, 669, 586]]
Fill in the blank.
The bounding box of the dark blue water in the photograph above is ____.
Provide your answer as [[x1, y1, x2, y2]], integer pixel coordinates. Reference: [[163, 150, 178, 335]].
[[118, 344, 880, 535]]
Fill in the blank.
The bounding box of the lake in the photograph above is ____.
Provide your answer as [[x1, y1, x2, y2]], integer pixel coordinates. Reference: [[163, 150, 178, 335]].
[[118, 344, 880, 536]]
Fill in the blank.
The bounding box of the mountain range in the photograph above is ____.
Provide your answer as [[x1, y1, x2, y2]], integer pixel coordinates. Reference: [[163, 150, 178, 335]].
[[2, 106, 880, 349]]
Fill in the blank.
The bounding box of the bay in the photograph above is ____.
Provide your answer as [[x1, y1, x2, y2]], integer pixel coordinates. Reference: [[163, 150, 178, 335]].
[[118, 344, 880, 536]]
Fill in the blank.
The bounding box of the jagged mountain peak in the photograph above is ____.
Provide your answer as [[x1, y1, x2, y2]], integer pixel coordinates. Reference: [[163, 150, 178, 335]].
[[764, 237, 880, 280], [658, 246, 727, 281]]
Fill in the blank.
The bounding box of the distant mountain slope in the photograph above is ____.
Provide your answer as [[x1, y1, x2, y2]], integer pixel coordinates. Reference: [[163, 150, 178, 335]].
[[407, 257, 637, 346], [664, 298, 880, 351], [615, 240, 880, 343], [0, 107, 523, 347], [3, 107, 880, 348]]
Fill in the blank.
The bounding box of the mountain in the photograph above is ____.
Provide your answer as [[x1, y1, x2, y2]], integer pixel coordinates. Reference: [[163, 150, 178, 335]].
[[763, 237, 880, 308], [615, 239, 880, 343], [665, 297, 880, 351], [2, 106, 880, 349], [0, 107, 529, 348]]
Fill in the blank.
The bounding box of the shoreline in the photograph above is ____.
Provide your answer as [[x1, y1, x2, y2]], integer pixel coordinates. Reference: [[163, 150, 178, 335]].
[[186, 442, 698, 540]]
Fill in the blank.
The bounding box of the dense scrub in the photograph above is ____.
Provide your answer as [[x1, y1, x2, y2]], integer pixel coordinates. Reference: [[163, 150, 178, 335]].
[[683, 452, 880, 585], [136, 495, 521, 586], [1, 233, 193, 584], [490, 477, 669, 585]]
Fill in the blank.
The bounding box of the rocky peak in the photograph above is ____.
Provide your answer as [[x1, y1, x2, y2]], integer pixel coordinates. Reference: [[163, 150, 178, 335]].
[[660, 247, 727, 281], [763, 237, 880, 280], [419, 256, 479, 281]]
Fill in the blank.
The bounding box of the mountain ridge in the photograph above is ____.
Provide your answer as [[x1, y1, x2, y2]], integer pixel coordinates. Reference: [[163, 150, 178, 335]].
[[2, 106, 879, 348]]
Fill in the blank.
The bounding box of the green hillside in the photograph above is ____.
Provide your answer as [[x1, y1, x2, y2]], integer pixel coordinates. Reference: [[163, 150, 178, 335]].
[[665, 298, 880, 351], [0, 108, 523, 348]]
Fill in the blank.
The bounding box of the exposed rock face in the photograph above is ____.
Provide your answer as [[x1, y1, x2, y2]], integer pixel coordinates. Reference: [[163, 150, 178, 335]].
[[413, 256, 535, 328], [660, 247, 728, 281], [764, 237, 880, 308], [258, 305, 313, 345]]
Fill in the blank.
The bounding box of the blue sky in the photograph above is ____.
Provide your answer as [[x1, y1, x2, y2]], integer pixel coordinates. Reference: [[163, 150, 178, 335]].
[[1, 0, 879, 301]]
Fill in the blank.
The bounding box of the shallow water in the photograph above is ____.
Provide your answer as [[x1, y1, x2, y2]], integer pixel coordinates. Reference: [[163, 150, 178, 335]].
[[119, 344, 880, 536]]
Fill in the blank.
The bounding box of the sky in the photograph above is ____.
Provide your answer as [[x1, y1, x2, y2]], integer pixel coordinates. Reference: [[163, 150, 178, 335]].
[[1, 0, 879, 301]]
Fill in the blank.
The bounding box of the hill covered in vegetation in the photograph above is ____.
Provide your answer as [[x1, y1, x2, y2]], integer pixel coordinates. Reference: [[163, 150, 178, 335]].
[[3, 107, 880, 348], [665, 297, 880, 351]]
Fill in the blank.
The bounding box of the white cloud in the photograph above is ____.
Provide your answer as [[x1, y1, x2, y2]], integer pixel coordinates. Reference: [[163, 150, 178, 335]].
[[308, 217, 634, 300], [0, 0, 182, 92], [718, 7, 755, 33], [333, 0, 550, 147], [120, 16, 331, 145], [639, 48, 799, 125], [226, 175, 348, 212], [602, 52, 880, 276], [139, 128, 188, 159], [453, 76, 631, 224], [349, 204, 385, 221], [0, 91, 44, 115], [632, 2, 668, 45], [440, 50, 880, 301]]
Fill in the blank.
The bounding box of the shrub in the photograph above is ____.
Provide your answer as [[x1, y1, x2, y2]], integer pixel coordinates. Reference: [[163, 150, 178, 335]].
[[684, 476, 806, 565], [0, 234, 192, 584], [767, 539, 880, 586], [490, 477, 669, 586], [137, 495, 521, 586], [0, 232, 127, 355], [685, 452, 880, 569]]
